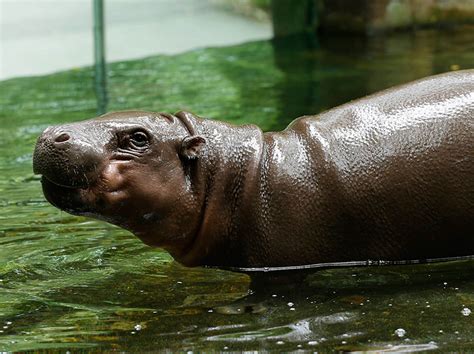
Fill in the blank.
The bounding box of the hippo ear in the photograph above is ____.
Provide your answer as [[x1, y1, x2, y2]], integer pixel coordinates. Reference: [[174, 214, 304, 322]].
[[180, 135, 206, 159]]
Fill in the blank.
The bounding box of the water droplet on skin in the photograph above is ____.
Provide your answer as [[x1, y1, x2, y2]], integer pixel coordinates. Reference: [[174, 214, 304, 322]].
[[462, 307, 471, 316], [395, 328, 406, 337]]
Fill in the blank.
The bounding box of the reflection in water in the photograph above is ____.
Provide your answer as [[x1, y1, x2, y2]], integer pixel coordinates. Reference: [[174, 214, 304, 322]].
[[207, 261, 474, 351], [271, 34, 321, 130], [269, 30, 474, 130], [0, 27, 473, 350]]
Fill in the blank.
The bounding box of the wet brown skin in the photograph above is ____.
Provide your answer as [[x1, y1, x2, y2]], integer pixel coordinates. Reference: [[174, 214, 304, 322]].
[[33, 70, 474, 269]]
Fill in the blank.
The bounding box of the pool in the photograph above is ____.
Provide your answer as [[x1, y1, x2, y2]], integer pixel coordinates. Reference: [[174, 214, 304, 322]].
[[0, 27, 473, 351]]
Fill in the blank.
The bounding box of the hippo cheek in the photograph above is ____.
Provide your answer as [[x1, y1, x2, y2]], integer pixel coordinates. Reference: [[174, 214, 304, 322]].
[[86, 180, 151, 227], [89, 163, 137, 215], [94, 190, 131, 217]]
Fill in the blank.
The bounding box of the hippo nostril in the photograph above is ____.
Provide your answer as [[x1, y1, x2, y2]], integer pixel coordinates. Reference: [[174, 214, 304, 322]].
[[54, 133, 70, 143]]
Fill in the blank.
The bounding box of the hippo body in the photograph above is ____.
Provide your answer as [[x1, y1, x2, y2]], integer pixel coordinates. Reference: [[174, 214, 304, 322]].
[[33, 70, 474, 269]]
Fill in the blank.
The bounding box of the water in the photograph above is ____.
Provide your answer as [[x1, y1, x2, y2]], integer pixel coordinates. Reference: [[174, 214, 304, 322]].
[[0, 28, 473, 351]]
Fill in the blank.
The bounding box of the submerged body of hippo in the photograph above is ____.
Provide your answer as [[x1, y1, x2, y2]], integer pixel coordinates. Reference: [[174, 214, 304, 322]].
[[33, 70, 474, 270]]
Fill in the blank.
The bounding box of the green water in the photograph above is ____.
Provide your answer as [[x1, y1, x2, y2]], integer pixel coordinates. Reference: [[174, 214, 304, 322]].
[[0, 28, 473, 351]]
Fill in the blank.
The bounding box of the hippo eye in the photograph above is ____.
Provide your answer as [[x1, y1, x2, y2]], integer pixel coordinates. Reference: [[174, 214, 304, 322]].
[[129, 131, 149, 148]]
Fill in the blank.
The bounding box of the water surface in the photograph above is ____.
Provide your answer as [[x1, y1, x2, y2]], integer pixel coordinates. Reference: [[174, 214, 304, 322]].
[[0, 28, 473, 351]]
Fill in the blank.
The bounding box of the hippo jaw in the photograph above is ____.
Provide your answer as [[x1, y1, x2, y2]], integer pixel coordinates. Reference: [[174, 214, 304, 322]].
[[38, 175, 94, 215], [34, 160, 126, 220]]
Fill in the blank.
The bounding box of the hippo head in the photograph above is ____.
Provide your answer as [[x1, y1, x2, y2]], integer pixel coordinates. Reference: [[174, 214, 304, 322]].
[[33, 111, 207, 260]]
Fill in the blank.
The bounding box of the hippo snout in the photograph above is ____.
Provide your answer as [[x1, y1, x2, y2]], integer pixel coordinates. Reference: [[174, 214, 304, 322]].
[[33, 125, 103, 188]]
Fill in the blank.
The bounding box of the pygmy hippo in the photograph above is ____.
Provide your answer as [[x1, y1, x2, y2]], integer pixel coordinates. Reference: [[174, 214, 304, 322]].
[[33, 70, 474, 270]]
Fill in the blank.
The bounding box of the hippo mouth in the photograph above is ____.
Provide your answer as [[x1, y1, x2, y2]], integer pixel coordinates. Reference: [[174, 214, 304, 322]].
[[39, 174, 93, 215]]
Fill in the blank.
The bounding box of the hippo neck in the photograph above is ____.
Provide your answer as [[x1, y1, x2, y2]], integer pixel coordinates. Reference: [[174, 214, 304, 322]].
[[174, 115, 264, 267]]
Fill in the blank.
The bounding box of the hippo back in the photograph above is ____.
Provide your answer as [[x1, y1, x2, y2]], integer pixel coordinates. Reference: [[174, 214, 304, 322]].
[[247, 70, 474, 267]]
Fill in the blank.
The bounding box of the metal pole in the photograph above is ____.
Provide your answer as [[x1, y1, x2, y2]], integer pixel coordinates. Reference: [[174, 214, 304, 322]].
[[93, 0, 108, 115]]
